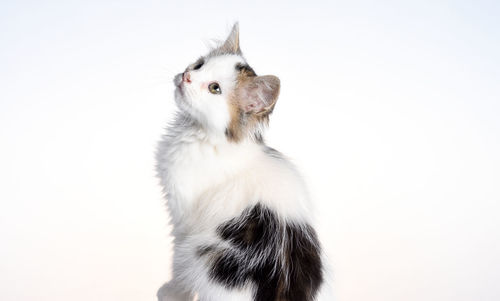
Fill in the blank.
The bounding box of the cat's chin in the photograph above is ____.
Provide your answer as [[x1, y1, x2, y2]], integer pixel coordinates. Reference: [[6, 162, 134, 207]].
[[175, 85, 183, 95], [174, 89, 187, 110]]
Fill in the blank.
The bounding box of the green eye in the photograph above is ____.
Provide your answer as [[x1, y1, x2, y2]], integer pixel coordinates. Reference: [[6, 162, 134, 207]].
[[208, 82, 221, 94]]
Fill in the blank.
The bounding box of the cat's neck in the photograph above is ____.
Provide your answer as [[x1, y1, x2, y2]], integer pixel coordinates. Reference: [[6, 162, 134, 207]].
[[162, 112, 266, 190], [167, 112, 263, 150]]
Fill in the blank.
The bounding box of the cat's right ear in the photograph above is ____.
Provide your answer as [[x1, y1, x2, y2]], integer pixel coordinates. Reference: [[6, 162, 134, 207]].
[[219, 23, 241, 54]]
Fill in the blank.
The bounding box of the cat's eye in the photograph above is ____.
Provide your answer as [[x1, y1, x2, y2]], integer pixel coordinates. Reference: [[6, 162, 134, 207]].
[[192, 58, 204, 71], [208, 82, 221, 94], [193, 62, 204, 70]]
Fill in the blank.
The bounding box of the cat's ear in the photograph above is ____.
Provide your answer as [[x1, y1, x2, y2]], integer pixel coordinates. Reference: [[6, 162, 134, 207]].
[[220, 23, 241, 54], [239, 75, 280, 115]]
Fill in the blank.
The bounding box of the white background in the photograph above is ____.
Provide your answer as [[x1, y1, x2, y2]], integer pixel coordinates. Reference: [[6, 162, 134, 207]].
[[1, 1, 499, 300]]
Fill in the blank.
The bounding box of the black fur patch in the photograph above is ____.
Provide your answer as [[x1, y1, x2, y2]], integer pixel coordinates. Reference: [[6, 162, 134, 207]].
[[202, 203, 323, 301]]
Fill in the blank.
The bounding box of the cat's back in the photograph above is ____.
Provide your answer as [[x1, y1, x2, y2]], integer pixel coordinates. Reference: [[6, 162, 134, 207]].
[[242, 145, 314, 222]]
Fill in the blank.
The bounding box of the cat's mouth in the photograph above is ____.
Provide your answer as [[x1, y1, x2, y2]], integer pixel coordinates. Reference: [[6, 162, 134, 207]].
[[173, 73, 183, 87], [173, 73, 185, 97]]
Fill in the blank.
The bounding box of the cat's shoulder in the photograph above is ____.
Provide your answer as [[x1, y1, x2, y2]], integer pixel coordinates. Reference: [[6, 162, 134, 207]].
[[245, 145, 314, 222]]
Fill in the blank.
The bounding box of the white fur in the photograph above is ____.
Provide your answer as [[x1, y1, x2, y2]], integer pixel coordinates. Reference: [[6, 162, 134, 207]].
[[174, 55, 242, 135], [156, 51, 331, 300]]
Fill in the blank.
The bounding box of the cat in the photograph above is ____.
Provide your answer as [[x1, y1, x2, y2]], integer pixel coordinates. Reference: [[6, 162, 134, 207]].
[[156, 23, 332, 301]]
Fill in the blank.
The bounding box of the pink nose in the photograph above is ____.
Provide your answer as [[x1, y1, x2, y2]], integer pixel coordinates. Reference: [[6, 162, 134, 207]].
[[182, 71, 191, 83]]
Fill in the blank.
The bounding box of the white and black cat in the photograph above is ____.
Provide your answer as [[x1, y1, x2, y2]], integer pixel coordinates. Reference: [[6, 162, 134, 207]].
[[156, 23, 332, 301]]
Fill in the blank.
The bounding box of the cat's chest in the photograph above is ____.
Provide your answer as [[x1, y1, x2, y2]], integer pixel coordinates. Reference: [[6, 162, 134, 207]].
[[169, 146, 225, 199], [163, 141, 255, 217]]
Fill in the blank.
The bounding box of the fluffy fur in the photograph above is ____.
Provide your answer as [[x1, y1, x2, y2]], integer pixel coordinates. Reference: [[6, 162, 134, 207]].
[[156, 23, 332, 301]]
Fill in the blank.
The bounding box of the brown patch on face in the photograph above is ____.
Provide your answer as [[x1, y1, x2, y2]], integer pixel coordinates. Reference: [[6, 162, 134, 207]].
[[226, 64, 273, 143], [225, 100, 244, 142], [226, 65, 252, 142]]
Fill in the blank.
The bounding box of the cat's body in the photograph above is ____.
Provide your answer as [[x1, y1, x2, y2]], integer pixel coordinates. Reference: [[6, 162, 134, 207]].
[[156, 24, 331, 301]]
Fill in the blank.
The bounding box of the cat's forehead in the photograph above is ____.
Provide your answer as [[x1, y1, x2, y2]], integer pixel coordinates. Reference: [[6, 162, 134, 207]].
[[204, 54, 246, 77]]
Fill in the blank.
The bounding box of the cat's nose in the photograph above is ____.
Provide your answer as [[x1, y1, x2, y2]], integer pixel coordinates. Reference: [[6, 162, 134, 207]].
[[182, 71, 191, 83]]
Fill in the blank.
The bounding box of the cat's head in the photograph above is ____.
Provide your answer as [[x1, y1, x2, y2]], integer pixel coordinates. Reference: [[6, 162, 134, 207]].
[[173, 23, 280, 142]]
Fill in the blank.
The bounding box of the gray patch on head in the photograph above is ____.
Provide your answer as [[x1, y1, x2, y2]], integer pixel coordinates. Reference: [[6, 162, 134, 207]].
[[207, 46, 242, 58], [235, 63, 256, 76]]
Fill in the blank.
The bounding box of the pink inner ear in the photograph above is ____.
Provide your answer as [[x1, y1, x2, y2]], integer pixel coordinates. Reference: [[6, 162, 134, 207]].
[[245, 103, 256, 111], [240, 90, 265, 113], [238, 75, 280, 114]]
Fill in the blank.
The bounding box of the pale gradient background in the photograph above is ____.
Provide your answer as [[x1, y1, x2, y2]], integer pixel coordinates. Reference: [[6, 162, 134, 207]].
[[1, 1, 499, 300]]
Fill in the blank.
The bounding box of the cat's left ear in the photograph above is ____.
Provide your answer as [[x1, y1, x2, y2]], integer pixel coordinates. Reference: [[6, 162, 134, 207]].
[[238, 75, 281, 115], [220, 23, 241, 54]]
